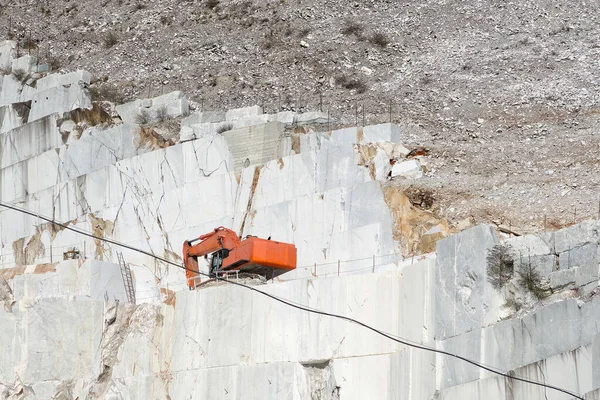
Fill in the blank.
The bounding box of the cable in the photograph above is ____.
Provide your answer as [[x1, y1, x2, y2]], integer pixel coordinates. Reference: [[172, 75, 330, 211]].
[[0, 201, 584, 399]]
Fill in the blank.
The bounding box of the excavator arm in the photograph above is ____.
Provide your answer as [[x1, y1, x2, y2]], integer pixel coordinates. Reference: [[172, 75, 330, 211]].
[[183, 227, 241, 289]]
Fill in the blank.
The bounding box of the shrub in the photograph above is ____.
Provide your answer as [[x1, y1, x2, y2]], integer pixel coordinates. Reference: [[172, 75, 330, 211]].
[[216, 123, 234, 134], [104, 32, 119, 48], [0, 66, 12, 76], [88, 84, 127, 104], [160, 15, 172, 25], [134, 2, 146, 10], [155, 106, 169, 122], [47, 56, 61, 71], [22, 38, 37, 50], [486, 244, 515, 290], [370, 32, 390, 48], [335, 75, 367, 93], [341, 19, 363, 37], [517, 263, 547, 299], [297, 28, 311, 38], [205, 0, 220, 9], [134, 110, 151, 125]]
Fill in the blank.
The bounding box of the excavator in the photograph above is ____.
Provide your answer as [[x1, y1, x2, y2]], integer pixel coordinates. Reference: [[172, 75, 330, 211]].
[[183, 227, 297, 289]]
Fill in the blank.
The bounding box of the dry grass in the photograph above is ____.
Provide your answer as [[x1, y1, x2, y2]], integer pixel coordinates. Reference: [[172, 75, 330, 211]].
[[216, 123, 234, 133], [88, 84, 128, 104], [138, 126, 176, 149], [134, 110, 151, 125], [70, 103, 112, 126]]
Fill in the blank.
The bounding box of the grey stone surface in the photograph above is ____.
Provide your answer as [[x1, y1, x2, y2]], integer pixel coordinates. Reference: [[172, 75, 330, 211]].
[[225, 105, 263, 121], [549, 268, 578, 290], [362, 123, 400, 143], [293, 111, 328, 124], [220, 122, 285, 171], [559, 243, 598, 270], [434, 224, 499, 340], [0, 41, 15, 69], [554, 220, 600, 254], [585, 389, 600, 400], [593, 333, 600, 390], [181, 111, 225, 126], [115, 91, 189, 124], [438, 297, 600, 390]]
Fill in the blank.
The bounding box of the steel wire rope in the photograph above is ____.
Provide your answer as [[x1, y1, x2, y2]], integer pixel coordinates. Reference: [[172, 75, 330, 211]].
[[0, 201, 585, 400]]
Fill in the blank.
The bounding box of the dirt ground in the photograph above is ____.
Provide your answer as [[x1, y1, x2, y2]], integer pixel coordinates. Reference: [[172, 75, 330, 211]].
[[2, 0, 599, 233]]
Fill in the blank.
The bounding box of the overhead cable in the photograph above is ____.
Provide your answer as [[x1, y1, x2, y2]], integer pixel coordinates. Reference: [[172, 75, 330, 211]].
[[0, 201, 584, 400]]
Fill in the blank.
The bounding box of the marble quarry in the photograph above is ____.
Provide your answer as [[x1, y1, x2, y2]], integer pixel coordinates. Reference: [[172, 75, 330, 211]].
[[1, 40, 599, 399]]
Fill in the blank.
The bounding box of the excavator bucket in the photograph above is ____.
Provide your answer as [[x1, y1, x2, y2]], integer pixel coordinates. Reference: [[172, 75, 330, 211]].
[[223, 237, 297, 278]]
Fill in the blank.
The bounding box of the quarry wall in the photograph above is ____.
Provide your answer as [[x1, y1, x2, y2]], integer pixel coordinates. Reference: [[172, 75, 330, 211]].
[[1, 41, 600, 399]]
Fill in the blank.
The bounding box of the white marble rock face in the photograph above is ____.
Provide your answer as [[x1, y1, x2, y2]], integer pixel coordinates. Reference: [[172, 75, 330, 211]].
[[1, 41, 600, 399]]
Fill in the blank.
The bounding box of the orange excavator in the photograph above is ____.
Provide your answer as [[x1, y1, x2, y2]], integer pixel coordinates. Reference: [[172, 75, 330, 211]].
[[183, 227, 297, 289]]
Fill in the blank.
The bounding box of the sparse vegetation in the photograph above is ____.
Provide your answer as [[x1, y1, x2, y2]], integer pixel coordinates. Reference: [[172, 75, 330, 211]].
[[135, 110, 151, 126], [104, 32, 119, 48], [370, 32, 390, 48], [47, 57, 61, 71], [486, 244, 515, 290], [155, 106, 169, 122], [0, 66, 12, 76], [22, 38, 37, 51], [88, 84, 128, 104], [297, 28, 311, 38], [160, 15, 173, 25], [70, 103, 112, 126], [205, 0, 220, 9], [517, 263, 547, 299], [216, 123, 234, 134], [341, 19, 364, 37], [334, 75, 367, 94]]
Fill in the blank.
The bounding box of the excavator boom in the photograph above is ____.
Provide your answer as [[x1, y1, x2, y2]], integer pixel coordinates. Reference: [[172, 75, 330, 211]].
[[183, 227, 296, 289]]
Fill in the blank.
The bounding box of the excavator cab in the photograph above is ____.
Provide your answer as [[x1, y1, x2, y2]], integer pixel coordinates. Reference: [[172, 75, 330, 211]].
[[183, 227, 297, 289], [208, 248, 230, 277]]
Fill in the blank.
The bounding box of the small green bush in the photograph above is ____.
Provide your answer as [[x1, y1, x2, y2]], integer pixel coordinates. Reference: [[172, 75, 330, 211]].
[[486, 244, 515, 290], [517, 263, 547, 299]]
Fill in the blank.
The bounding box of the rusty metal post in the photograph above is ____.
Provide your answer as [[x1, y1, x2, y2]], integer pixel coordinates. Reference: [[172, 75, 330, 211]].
[[50, 243, 52, 263], [337, 260, 340, 277], [362, 104, 365, 126], [319, 92, 323, 112], [372, 255, 375, 273]]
